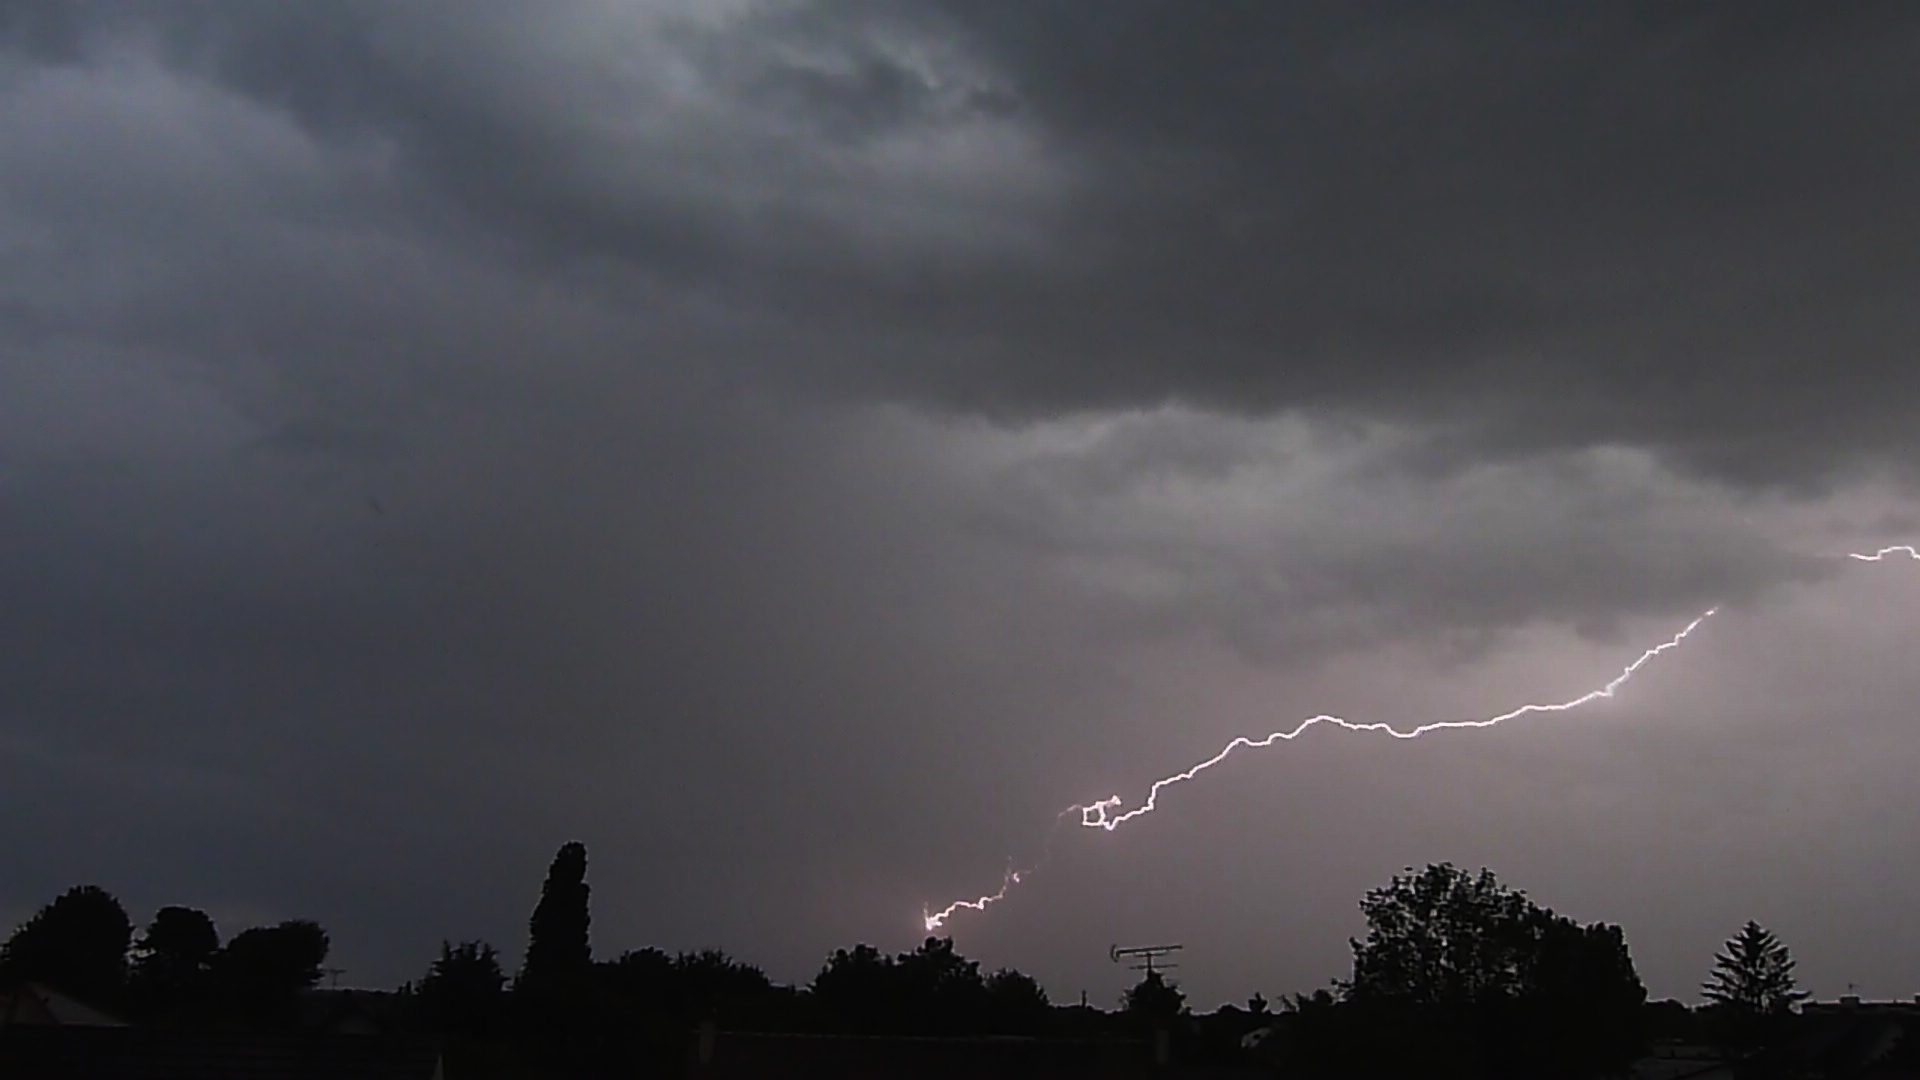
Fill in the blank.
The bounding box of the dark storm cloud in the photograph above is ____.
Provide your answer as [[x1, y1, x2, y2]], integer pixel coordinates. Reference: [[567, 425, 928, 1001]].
[[23, 1, 1917, 485], [865, 4, 1920, 476], [0, 353, 1100, 983], [959, 411, 1827, 661], [5, 0, 1920, 1004]]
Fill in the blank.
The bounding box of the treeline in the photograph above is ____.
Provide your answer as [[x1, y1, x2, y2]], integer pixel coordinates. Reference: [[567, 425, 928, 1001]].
[[413, 842, 1135, 1056], [1, 844, 1818, 1079], [0, 884, 327, 1027]]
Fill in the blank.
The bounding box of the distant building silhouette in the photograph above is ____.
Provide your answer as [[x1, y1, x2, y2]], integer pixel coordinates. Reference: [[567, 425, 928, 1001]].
[[1801, 993, 1920, 1015]]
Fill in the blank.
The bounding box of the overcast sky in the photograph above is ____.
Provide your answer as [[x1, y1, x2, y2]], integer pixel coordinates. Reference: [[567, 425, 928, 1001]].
[[6, 1, 1920, 1008]]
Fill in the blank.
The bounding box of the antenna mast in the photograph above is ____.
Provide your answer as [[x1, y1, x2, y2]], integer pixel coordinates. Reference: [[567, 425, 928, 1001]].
[[1110, 943, 1184, 975]]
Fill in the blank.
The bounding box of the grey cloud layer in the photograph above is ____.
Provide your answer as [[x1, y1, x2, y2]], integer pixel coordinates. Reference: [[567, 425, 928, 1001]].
[[962, 412, 1828, 659], [5, 0, 1920, 1001], [14, 2, 1915, 483]]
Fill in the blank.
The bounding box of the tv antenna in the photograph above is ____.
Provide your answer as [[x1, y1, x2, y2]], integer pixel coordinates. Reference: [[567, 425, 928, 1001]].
[[1110, 943, 1183, 975]]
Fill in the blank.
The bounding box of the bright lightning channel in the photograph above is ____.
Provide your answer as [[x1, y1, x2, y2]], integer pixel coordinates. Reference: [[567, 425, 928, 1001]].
[[921, 866, 1025, 933], [923, 607, 1716, 931], [922, 545, 1918, 933], [921, 611, 1720, 930], [921, 811, 1076, 932], [1078, 607, 1717, 832], [1850, 545, 1920, 562]]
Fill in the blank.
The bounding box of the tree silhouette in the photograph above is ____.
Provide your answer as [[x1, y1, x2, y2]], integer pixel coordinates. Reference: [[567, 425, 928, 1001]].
[[1346, 863, 1531, 1006], [214, 920, 330, 1023], [597, 947, 677, 1022], [1123, 970, 1186, 1023], [983, 968, 1051, 1035], [1332, 864, 1646, 1079], [811, 943, 897, 1031], [0, 885, 133, 1006], [418, 940, 507, 1036], [1506, 910, 1647, 1076], [521, 841, 591, 996], [808, 938, 1052, 1036], [592, 946, 789, 1039], [1703, 921, 1806, 1016], [675, 949, 783, 1027], [1702, 921, 1806, 1053], [895, 937, 987, 1033], [129, 906, 220, 1015]]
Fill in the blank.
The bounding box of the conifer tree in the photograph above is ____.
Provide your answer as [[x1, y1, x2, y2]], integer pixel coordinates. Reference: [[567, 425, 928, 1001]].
[[521, 841, 591, 995], [1702, 921, 1807, 1016]]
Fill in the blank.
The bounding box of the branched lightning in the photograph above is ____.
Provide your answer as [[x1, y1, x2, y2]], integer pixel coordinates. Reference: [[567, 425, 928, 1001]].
[[921, 545, 1918, 932]]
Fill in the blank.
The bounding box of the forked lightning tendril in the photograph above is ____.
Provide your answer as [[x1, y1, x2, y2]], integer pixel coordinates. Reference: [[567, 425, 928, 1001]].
[[922, 545, 1916, 932], [922, 810, 1075, 932], [922, 867, 1024, 932]]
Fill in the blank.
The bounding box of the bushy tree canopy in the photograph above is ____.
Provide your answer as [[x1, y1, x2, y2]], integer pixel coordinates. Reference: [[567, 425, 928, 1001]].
[[0, 885, 133, 1005], [128, 906, 221, 1016], [1317, 863, 1648, 1079], [1123, 970, 1187, 1023], [218, 922, 329, 994]]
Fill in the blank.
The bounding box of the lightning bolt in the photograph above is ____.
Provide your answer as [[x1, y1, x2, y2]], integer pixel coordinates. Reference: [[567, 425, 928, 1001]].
[[1077, 607, 1715, 831], [923, 865, 1026, 932], [922, 544, 1917, 932], [1849, 545, 1920, 562], [923, 809, 1076, 932], [923, 609, 1715, 931]]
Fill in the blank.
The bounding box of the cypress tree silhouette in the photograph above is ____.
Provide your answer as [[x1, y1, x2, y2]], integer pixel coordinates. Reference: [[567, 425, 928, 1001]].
[[520, 841, 591, 998]]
